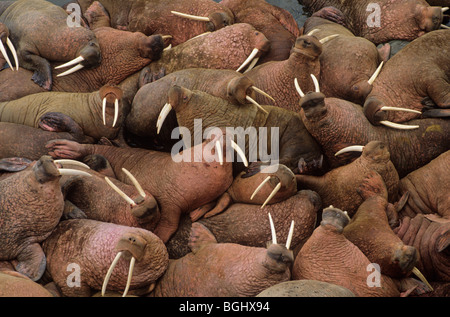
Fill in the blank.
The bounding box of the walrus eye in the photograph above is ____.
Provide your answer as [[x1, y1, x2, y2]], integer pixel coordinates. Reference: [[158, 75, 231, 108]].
[[255, 31, 259, 36]]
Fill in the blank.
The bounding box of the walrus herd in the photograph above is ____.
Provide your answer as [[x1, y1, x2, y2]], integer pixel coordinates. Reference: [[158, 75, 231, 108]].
[[0, 0, 449, 298]]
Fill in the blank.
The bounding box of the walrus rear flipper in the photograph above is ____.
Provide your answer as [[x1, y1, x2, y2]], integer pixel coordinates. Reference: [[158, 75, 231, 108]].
[[421, 108, 450, 118]]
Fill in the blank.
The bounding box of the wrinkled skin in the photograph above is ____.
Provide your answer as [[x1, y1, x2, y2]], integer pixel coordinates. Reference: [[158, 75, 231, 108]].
[[245, 35, 322, 112], [45, 134, 235, 243], [0, 156, 64, 281], [292, 207, 402, 297], [394, 214, 450, 282], [59, 165, 160, 231], [0, 120, 93, 160], [0, 26, 164, 101], [0, 0, 101, 90], [0, 271, 54, 297], [220, 0, 300, 63], [256, 280, 355, 297], [298, 92, 450, 177], [190, 163, 298, 220], [166, 190, 321, 259], [42, 219, 169, 297], [126, 68, 257, 151], [301, 0, 445, 44], [75, 0, 234, 46], [142, 23, 270, 80], [302, 12, 390, 105], [343, 171, 419, 278], [398, 151, 450, 219], [296, 141, 399, 217], [0, 86, 124, 141], [364, 30, 450, 125], [150, 222, 292, 297], [161, 85, 324, 173]]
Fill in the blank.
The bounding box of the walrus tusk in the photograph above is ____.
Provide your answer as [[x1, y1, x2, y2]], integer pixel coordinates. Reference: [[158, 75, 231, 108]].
[[102, 251, 123, 296], [307, 29, 319, 36], [261, 181, 281, 209], [319, 34, 339, 44], [58, 168, 92, 177], [285, 220, 295, 250], [380, 106, 421, 114], [161, 35, 172, 40], [7, 38, 19, 71], [163, 44, 172, 51], [105, 177, 137, 206], [412, 267, 433, 291], [171, 10, 210, 22], [442, 7, 449, 12], [380, 120, 420, 130], [368, 61, 384, 85], [188, 31, 211, 41], [156, 103, 172, 134], [294, 78, 305, 98], [251, 86, 275, 102], [55, 56, 85, 70], [268, 212, 277, 245], [246, 95, 268, 114], [122, 168, 146, 198], [230, 140, 249, 167], [122, 256, 136, 297], [335, 145, 364, 156], [54, 159, 90, 169], [440, 24, 450, 29], [215, 140, 223, 166], [250, 176, 272, 200], [56, 63, 84, 77], [243, 57, 259, 73], [102, 98, 107, 126], [311, 74, 320, 93], [112, 99, 119, 128], [0, 39, 15, 71], [236, 48, 259, 72]]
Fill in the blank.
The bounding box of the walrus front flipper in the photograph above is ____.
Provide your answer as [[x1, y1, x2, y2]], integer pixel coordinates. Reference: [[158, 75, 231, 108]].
[[14, 243, 47, 282], [22, 51, 52, 90]]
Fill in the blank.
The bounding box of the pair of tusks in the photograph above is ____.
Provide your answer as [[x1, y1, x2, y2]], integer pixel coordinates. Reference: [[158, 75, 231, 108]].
[[246, 86, 275, 114], [214, 138, 249, 167], [294, 74, 320, 98], [55, 56, 85, 77], [102, 97, 120, 128], [102, 251, 135, 297], [0, 37, 19, 71], [237, 48, 260, 73], [251, 176, 282, 209], [268, 212, 295, 250], [104, 168, 147, 207], [54, 159, 92, 177]]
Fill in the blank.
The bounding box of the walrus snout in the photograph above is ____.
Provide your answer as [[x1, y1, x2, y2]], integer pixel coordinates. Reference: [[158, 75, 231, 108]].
[[138, 34, 164, 60], [321, 206, 351, 233], [78, 39, 102, 68], [300, 92, 327, 120], [292, 35, 322, 59], [207, 11, 234, 32], [393, 245, 419, 275], [363, 96, 386, 125], [416, 6, 444, 32], [33, 156, 61, 183]]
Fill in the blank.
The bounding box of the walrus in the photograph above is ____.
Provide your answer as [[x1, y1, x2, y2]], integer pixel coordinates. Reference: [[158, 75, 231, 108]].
[[0, 0, 102, 90]]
